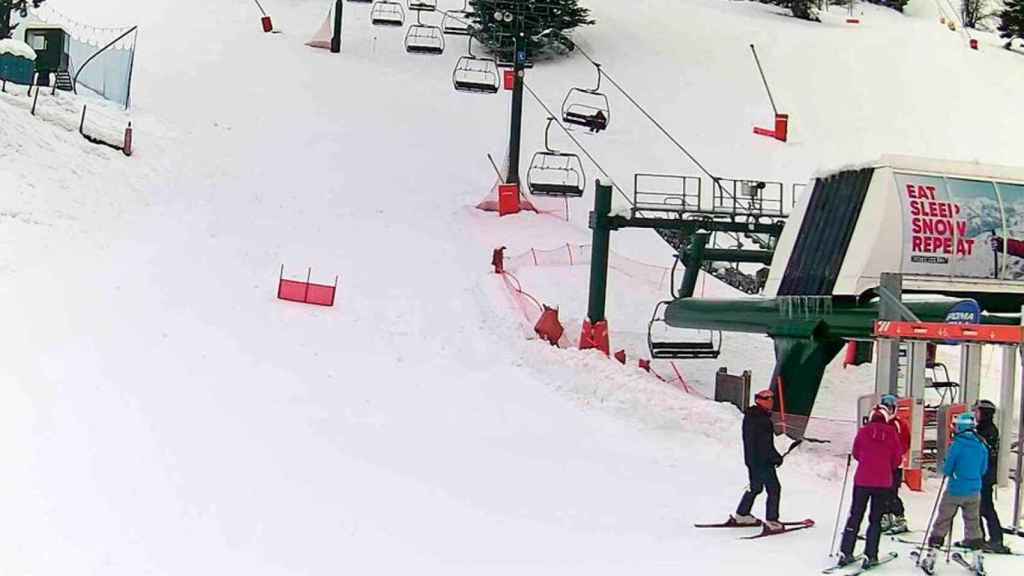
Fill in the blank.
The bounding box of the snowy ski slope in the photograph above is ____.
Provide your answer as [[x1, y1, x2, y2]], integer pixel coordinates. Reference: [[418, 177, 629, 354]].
[[1, 0, 1022, 574]]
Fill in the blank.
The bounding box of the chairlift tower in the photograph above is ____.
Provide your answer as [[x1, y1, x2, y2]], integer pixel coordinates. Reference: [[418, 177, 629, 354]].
[[500, 4, 527, 188]]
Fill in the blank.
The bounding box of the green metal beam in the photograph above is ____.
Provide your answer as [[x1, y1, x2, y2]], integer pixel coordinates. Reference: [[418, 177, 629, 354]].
[[662, 297, 991, 340], [608, 215, 785, 236], [702, 248, 774, 265], [678, 232, 709, 298]]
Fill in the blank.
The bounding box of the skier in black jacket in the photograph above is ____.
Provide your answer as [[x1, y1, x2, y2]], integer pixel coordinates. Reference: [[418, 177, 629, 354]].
[[973, 400, 1011, 554], [732, 388, 784, 532]]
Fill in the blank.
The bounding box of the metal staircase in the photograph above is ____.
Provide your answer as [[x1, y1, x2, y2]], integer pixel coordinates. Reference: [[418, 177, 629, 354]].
[[54, 70, 74, 92]]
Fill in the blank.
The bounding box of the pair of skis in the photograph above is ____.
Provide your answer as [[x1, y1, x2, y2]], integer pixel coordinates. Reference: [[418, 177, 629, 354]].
[[912, 549, 988, 575], [895, 537, 1023, 556], [694, 517, 815, 539], [822, 552, 898, 575]]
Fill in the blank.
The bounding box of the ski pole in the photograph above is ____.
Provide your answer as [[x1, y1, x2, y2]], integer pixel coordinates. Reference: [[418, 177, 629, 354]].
[[916, 475, 947, 566], [780, 438, 804, 463], [829, 453, 853, 558]]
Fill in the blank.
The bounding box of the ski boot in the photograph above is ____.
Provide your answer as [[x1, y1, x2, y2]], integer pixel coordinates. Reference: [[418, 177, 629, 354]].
[[918, 548, 937, 574], [762, 520, 785, 534], [984, 541, 1011, 555], [887, 515, 910, 535], [862, 556, 880, 569], [729, 514, 760, 526], [836, 553, 859, 567], [956, 538, 986, 550]]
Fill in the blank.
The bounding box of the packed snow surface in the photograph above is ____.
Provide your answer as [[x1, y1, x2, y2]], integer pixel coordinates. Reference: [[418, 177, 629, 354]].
[[1, 0, 1022, 574]]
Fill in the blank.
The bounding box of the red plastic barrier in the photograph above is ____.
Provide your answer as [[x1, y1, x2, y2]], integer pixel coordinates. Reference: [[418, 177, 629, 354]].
[[579, 319, 610, 355], [277, 266, 338, 307], [534, 305, 564, 346]]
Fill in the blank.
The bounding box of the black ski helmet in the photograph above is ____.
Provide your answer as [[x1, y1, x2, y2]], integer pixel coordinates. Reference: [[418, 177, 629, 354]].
[[974, 399, 996, 421]]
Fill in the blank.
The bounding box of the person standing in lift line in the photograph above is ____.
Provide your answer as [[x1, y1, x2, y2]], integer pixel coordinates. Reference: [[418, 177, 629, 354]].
[[879, 394, 911, 535], [837, 405, 903, 569], [731, 389, 784, 533], [972, 400, 1012, 554]]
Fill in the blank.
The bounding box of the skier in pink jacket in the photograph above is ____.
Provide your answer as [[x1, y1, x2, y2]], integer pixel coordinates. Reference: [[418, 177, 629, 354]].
[[836, 405, 904, 569]]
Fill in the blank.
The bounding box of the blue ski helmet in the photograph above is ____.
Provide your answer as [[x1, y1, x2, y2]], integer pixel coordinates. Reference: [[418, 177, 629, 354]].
[[955, 412, 977, 433], [880, 394, 898, 411]]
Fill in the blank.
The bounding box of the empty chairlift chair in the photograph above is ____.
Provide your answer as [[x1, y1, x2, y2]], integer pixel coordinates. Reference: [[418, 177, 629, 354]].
[[405, 24, 444, 54], [452, 36, 498, 93], [442, 0, 473, 35], [561, 62, 610, 133], [370, 1, 405, 26], [647, 301, 722, 360], [527, 118, 586, 198]]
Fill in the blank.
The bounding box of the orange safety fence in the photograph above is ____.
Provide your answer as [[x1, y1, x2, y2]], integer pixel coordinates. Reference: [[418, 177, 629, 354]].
[[503, 243, 673, 290]]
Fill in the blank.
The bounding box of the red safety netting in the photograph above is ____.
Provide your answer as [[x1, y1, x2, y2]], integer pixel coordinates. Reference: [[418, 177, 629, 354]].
[[503, 243, 672, 290]]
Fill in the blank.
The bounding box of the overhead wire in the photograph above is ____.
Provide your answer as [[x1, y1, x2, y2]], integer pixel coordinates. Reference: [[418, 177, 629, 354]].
[[521, 80, 632, 205]]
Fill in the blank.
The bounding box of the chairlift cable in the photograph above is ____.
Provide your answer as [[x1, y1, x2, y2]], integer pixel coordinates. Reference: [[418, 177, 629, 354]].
[[521, 80, 632, 206], [563, 40, 726, 195]]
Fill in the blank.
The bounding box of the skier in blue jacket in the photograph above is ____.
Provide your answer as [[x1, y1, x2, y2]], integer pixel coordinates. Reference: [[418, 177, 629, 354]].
[[925, 412, 989, 550]]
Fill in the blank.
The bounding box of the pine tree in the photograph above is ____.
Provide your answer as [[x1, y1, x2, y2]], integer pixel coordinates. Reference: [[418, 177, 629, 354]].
[[468, 0, 594, 62], [0, 1, 46, 39], [787, 0, 819, 21], [998, 0, 1024, 47]]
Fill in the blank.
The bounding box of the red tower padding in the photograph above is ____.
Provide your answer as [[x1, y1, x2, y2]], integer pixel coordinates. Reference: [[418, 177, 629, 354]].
[[498, 183, 521, 216], [579, 319, 610, 355], [534, 305, 564, 346], [262, 16, 274, 33], [503, 69, 516, 91]]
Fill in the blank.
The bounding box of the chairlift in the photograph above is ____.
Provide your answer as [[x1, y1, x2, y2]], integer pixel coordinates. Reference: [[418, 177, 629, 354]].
[[453, 35, 499, 94], [370, 1, 405, 26], [408, 0, 436, 11], [527, 118, 586, 198], [405, 11, 445, 55], [647, 301, 722, 360], [561, 62, 610, 133], [442, 1, 473, 35]]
